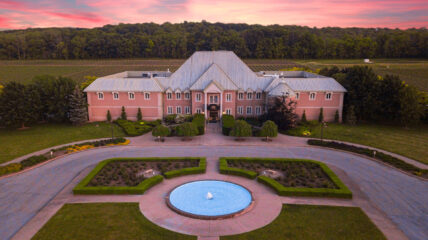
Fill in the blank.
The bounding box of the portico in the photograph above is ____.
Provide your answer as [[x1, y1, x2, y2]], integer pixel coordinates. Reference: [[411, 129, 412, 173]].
[[204, 81, 224, 122]]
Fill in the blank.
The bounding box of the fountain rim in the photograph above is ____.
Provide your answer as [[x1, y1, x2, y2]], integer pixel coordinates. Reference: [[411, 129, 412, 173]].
[[165, 179, 255, 220]]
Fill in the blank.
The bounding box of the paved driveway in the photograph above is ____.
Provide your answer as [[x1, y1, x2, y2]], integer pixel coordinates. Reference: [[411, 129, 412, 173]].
[[0, 146, 427, 240]]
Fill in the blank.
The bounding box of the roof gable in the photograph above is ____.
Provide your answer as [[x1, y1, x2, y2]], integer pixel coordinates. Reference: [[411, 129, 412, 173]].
[[190, 63, 238, 90]]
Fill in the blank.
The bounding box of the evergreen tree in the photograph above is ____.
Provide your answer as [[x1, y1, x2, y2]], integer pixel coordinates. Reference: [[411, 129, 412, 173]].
[[265, 96, 298, 131], [106, 110, 112, 122], [68, 86, 88, 125], [318, 108, 324, 122], [301, 110, 307, 123], [121, 106, 127, 120], [346, 106, 357, 125], [0, 82, 40, 128], [334, 110, 340, 123], [137, 107, 142, 121]]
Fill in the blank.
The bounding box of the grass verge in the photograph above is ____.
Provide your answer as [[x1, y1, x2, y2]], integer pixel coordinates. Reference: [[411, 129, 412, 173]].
[[221, 204, 386, 240], [287, 123, 428, 165], [0, 122, 125, 164], [32, 203, 196, 240]]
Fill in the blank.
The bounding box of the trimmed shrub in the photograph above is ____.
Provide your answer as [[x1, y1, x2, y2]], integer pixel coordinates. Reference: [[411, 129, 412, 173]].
[[106, 110, 112, 122], [219, 158, 257, 179], [137, 107, 142, 121], [222, 114, 235, 135], [121, 106, 127, 120], [259, 120, 278, 140], [318, 107, 324, 122], [0, 163, 22, 177], [192, 113, 205, 135], [21, 155, 48, 168], [308, 139, 427, 178], [152, 125, 170, 140], [116, 119, 152, 136], [177, 122, 199, 139], [164, 114, 177, 124], [164, 158, 206, 178], [230, 120, 252, 139]]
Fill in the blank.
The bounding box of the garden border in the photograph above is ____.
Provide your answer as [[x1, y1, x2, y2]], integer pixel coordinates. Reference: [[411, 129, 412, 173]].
[[219, 157, 352, 198], [73, 157, 206, 195]]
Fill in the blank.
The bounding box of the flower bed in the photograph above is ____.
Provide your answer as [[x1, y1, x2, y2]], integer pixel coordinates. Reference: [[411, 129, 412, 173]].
[[73, 157, 206, 195], [0, 138, 129, 177], [308, 139, 428, 179], [219, 157, 352, 198], [115, 119, 161, 136]]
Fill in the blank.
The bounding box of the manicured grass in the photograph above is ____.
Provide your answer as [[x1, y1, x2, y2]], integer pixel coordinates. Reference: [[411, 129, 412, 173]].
[[32, 203, 195, 240], [287, 123, 428, 165], [0, 122, 125, 164], [221, 204, 386, 240], [295, 58, 428, 91], [0, 59, 295, 84]]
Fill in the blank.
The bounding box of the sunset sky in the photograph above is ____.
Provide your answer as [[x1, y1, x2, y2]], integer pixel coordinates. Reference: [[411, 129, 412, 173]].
[[0, 0, 427, 30]]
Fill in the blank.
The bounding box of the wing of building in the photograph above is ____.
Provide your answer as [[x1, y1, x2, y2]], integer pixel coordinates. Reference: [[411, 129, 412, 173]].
[[84, 51, 346, 122]]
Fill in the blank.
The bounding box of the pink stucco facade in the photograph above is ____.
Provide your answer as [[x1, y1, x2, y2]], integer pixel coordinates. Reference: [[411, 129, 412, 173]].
[[86, 89, 344, 122]]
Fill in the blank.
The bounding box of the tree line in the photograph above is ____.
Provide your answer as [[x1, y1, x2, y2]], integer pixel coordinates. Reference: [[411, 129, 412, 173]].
[[319, 66, 427, 126], [0, 76, 87, 127], [0, 21, 427, 60]]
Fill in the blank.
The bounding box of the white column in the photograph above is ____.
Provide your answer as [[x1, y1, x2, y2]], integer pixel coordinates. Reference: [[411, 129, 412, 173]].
[[204, 92, 208, 119], [220, 92, 223, 118]]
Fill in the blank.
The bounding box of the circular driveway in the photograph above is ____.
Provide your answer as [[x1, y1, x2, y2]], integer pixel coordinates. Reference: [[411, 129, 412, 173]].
[[0, 146, 427, 240]]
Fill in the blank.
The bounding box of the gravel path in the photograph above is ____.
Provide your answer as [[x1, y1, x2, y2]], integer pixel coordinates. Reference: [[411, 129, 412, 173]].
[[0, 146, 427, 240]]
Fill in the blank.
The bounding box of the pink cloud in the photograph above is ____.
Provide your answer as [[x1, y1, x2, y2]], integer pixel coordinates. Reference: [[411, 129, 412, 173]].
[[0, 0, 426, 29]]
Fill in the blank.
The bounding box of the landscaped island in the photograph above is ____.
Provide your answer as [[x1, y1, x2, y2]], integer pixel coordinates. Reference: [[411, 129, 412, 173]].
[[220, 157, 352, 198], [73, 157, 206, 194]]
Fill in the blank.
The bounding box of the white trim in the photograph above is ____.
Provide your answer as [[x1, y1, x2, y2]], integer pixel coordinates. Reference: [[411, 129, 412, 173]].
[[176, 106, 182, 114], [144, 92, 150, 100], [97, 92, 104, 100], [225, 108, 232, 115], [184, 92, 191, 100], [246, 106, 252, 115], [309, 92, 316, 100], [237, 106, 243, 114], [226, 93, 232, 102], [112, 92, 119, 100], [128, 92, 135, 100], [167, 92, 172, 100], [195, 93, 202, 102], [196, 108, 202, 114], [295, 92, 300, 100], [325, 92, 332, 100], [247, 92, 253, 100], [185, 106, 191, 114], [238, 92, 244, 100], [176, 92, 181, 100], [167, 106, 173, 114], [255, 106, 261, 115], [255, 92, 262, 100]]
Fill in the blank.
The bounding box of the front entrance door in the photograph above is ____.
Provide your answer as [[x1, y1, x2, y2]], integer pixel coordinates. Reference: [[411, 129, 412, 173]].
[[209, 110, 218, 122]]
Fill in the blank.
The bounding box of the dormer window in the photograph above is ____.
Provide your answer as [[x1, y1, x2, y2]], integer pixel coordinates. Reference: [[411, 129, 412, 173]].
[[97, 92, 104, 100], [309, 92, 316, 100], [113, 92, 119, 100], [196, 93, 202, 102], [255, 92, 262, 99], [226, 93, 232, 102], [247, 92, 252, 100], [184, 92, 190, 100], [238, 92, 244, 100], [144, 92, 150, 100], [295, 92, 300, 100], [128, 92, 135, 100], [176, 92, 181, 100], [167, 92, 172, 100], [325, 92, 332, 100]]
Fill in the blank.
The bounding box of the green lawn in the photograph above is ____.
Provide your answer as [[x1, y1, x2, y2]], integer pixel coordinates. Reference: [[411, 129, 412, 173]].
[[32, 203, 195, 240], [295, 59, 428, 91], [0, 122, 125, 164], [287, 123, 428, 165], [222, 204, 385, 240]]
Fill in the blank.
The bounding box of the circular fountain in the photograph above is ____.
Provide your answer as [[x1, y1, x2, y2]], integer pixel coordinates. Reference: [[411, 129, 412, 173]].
[[166, 180, 254, 219]]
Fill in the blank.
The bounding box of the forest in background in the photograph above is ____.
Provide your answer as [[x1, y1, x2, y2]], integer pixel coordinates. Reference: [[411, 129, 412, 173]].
[[0, 21, 427, 60]]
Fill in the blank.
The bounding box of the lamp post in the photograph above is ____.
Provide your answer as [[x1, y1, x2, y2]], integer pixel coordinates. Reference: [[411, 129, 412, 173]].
[[320, 121, 327, 142]]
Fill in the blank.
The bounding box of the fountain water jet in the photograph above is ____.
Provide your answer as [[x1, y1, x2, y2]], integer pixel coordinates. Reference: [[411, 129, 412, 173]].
[[206, 192, 213, 200]]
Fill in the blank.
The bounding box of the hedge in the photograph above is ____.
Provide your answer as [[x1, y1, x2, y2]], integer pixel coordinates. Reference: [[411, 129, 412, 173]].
[[0, 163, 22, 177], [222, 115, 235, 135], [73, 157, 206, 194], [219, 158, 258, 179], [219, 157, 352, 198], [192, 113, 205, 135], [115, 119, 153, 136], [164, 158, 206, 179], [308, 139, 427, 179]]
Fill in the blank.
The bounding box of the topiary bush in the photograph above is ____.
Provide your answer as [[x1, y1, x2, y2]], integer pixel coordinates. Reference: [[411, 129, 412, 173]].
[[137, 107, 142, 121], [230, 120, 252, 140], [192, 113, 205, 135], [222, 114, 235, 135], [121, 106, 127, 120], [177, 122, 199, 140], [164, 114, 177, 124], [260, 120, 278, 141], [152, 125, 170, 141]]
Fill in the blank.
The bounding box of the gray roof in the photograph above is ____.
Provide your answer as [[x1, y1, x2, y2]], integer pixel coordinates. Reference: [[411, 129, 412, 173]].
[[268, 82, 296, 96], [84, 51, 346, 93]]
